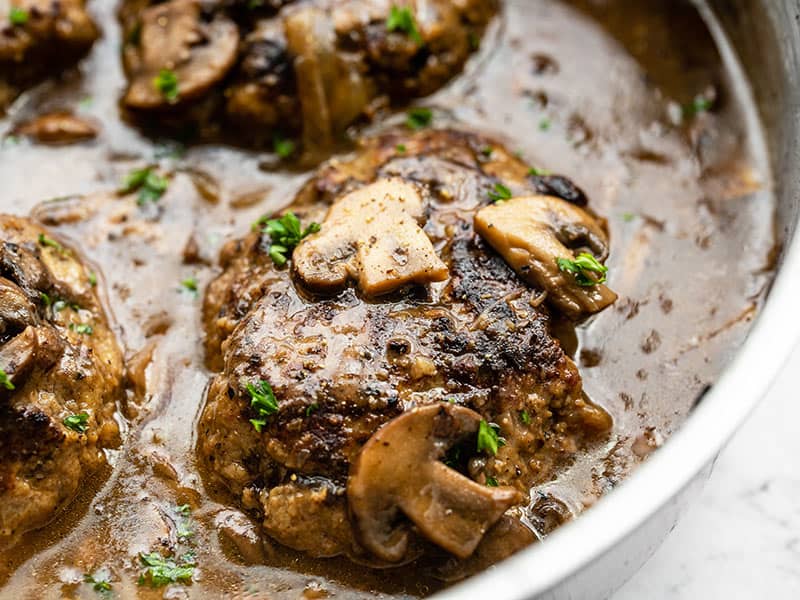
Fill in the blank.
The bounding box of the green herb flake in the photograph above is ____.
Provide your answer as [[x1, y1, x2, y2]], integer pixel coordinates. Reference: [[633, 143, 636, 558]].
[[78, 96, 94, 111], [396, 143, 407, 154], [684, 95, 714, 117], [64, 412, 90, 433], [485, 476, 498, 487], [273, 134, 296, 159], [557, 252, 608, 287], [0, 368, 14, 391], [305, 402, 319, 417], [153, 69, 179, 102], [527, 166, 551, 177], [70, 322, 94, 335], [386, 5, 423, 45], [181, 277, 199, 297], [87, 271, 98, 287], [488, 183, 513, 203], [84, 572, 112, 592], [406, 107, 433, 131], [477, 420, 505, 456], [137, 552, 195, 588], [520, 410, 531, 425], [259, 212, 320, 266], [622, 212, 636, 223], [481, 146, 494, 158], [247, 380, 279, 431], [9, 7, 28, 26], [539, 117, 552, 131], [38, 233, 66, 253], [120, 167, 169, 205], [468, 31, 481, 51], [174, 504, 193, 539]]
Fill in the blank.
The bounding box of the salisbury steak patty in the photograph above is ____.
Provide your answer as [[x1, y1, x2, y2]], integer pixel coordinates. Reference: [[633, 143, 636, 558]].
[[119, 0, 497, 154], [0, 0, 98, 109], [0, 215, 123, 549], [199, 129, 615, 564]]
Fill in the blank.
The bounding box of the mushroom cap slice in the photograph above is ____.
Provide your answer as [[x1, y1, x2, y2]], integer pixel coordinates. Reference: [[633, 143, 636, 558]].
[[293, 178, 449, 297], [347, 403, 522, 562], [475, 195, 618, 319], [123, 0, 240, 109]]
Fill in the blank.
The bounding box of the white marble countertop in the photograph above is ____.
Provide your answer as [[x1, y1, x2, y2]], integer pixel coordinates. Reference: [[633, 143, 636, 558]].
[[613, 342, 800, 599]]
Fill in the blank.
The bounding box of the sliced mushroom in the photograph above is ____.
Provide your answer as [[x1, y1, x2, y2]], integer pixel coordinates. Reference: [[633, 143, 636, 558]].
[[0, 325, 62, 389], [347, 403, 522, 562], [15, 112, 98, 145], [123, 0, 240, 109], [475, 195, 618, 319], [293, 178, 449, 296], [0, 242, 52, 301], [0, 277, 37, 338]]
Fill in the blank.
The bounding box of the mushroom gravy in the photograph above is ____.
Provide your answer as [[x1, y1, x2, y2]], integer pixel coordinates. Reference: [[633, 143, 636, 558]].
[[0, 0, 775, 597]]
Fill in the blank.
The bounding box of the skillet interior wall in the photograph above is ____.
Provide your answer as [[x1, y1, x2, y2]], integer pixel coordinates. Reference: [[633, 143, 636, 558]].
[[706, 0, 800, 254], [0, 0, 778, 598]]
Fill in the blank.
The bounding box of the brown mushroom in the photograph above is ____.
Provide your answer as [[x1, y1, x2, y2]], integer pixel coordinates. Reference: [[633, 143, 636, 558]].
[[0, 325, 62, 389], [347, 403, 522, 562], [15, 112, 98, 145], [475, 195, 618, 319], [293, 178, 449, 296], [0, 241, 52, 301], [123, 0, 240, 109], [0, 277, 37, 338]]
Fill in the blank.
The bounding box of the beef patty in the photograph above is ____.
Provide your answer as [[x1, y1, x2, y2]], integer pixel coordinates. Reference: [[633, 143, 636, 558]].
[[119, 0, 497, 155], [0, 215, 123, 549], [199, 129, 614, 566]]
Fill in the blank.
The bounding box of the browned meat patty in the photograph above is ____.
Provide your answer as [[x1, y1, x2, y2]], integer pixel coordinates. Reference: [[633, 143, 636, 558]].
[[199, 129, 615, 566], [0, 215, 123, 549], [0, 0, 98, 110], [119, 0, 497, 155]]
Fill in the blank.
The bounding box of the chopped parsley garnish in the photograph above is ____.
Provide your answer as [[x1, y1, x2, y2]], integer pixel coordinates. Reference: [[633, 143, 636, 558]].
[[520, 410, 531, 425], [180, 277, 198, 297], [174, 504, 193, 540], [120, 166, 169, 205], [38, 233, 65, 253], [87, 271, 98, 287], [468, 31, 481, 51], [0, 368, 14, 391], [84, 572, 112, 592], [138, 552, 195, 588], [9, 7, 28, 26], [539, 117, 552, 131], [64, 412, 90, 433], [557, 252, 608, 287], [406, 107, 433, 130], [684, 95, 714, 117], [485, 476, 498, 487], [396, 143, 407, 154], [257, 212, 320, 266], [481, 146, 494, 158], [273, 134, 295, 159], [78, 96, 94, 111], [622, 212, 636, 223], [153, 69, 179, 102], [386, 5, 423, 45], [527, 166, 551, 177], [488, 183, 513, 203], [70, 322, 94, 335], [477, 420, 505, 455], [305, 402, 319, 417], [247, 380, 279, 432]]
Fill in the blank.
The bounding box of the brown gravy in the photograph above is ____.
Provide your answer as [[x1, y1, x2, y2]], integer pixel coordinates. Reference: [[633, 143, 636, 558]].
[[0, 0, 775, 597]]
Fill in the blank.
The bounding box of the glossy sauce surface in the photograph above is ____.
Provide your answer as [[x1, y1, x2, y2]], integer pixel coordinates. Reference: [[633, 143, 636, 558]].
[[0, 0, 775, 597]]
